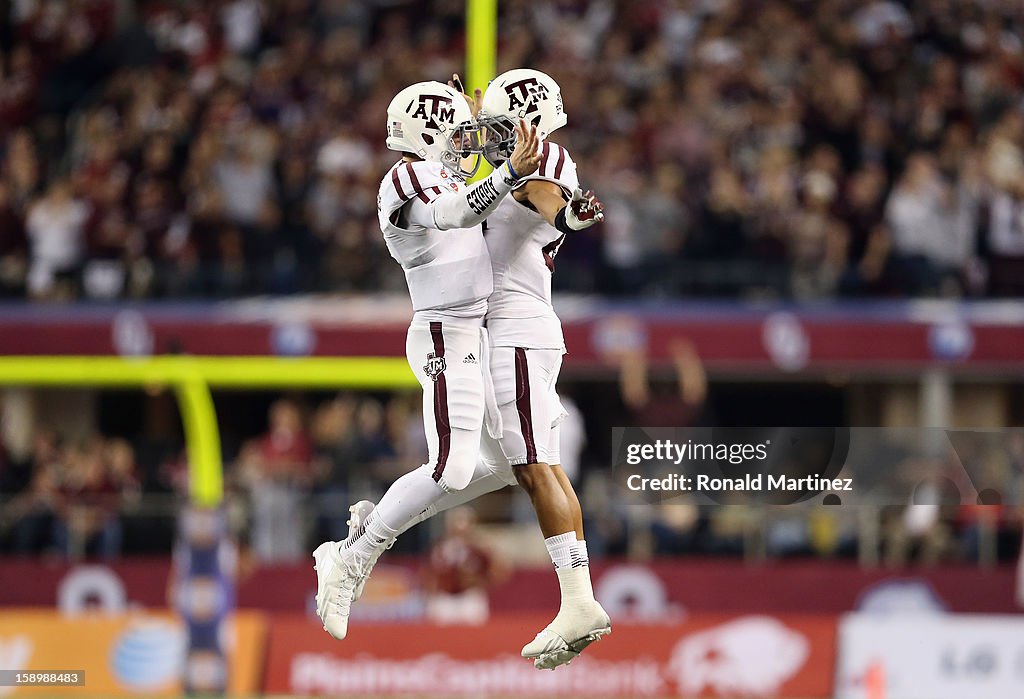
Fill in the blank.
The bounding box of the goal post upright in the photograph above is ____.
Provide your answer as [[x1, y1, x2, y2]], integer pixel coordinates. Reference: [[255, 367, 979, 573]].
[[467, 0, 497, 96], [466, 0, 497, 181]]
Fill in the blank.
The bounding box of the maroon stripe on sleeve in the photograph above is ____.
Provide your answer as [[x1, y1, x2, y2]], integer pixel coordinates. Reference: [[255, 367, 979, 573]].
[[553, 145, 566, 180], [540, 142, 551, 178], [514, 347, 538, 465], [391, 167, 408, 200], [405, 163, 430, 203], [429, 322, 451, 482]]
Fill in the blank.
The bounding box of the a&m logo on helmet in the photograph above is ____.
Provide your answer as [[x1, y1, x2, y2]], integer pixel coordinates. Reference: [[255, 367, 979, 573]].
[[504, 77, 550, 116], [408, 94, 456, 130], [424, 351, 447, 381]]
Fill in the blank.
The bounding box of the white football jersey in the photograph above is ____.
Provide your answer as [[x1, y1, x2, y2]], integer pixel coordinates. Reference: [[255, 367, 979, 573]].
[[484, 141, 578, 349], [378, 160, 493, 318]]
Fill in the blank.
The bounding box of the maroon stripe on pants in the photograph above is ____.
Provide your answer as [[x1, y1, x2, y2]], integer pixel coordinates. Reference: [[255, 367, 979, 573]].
[[553, 144, 566, 179], [429, 322, 451, 482], [391, 167, 408, 200], [514, 347, 538, 464]]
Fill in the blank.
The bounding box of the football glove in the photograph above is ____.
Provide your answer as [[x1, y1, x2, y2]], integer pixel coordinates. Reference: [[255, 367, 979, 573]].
[[555, 187, 604, 233]]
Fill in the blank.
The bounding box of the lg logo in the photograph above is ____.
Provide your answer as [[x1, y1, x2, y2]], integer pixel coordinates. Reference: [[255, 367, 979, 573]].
[[941, 645, 998, 678]]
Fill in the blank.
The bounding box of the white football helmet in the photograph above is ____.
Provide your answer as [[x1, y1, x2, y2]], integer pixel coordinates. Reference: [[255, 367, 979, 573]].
[[479, 69, 567, 165], [385, 81, 484, 178]]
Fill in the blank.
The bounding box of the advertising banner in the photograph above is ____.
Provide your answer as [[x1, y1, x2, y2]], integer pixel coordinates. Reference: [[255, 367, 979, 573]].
[[0, 610, 265, 696], [263, 612, 836, 698], [835, 613, 1024, 699], [1, 559, 1019, 616], [2, 299, 1023, 373]]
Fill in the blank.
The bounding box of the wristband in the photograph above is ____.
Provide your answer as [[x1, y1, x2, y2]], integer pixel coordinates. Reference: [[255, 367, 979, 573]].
[[554, 206, 574, 235], [503, 160, 520, 182]]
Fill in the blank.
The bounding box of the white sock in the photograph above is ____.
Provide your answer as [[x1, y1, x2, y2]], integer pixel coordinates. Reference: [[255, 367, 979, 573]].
[[544, 533, 591, 569], [344, 464, 444, 558], [345, 510, 398, 559], [569, 538, 589, 568], [545, 532, 577, 569]]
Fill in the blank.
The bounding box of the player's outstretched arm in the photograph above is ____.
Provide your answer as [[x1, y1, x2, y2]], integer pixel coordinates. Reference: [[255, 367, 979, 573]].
[[430, 120, 542, 231], [517, 183, 605, 234]]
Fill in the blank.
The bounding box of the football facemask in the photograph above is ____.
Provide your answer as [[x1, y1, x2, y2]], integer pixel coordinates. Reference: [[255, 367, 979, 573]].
[[441, 122, 486, 178], [477, 113, 518, 167]]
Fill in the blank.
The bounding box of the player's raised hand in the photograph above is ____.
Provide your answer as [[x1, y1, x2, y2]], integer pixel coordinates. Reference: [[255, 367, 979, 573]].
[[565, 187, 605, 229], [508, 119, 542, 178], [448, 73, 483, 116]]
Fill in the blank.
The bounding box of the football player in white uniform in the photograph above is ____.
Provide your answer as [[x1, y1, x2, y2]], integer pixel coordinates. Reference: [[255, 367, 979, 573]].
[[475, 68, 610, 670], [312, 80, 542, 642], [347, 70, 610, 670]]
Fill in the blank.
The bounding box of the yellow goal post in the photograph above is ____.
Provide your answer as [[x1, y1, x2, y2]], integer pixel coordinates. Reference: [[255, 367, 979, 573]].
[[0, 356, 416, 507], [467, 0, 497, 181]]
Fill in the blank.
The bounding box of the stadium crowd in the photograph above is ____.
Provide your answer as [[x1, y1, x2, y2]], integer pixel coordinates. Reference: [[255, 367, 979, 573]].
[[0, 428, 140, 558], [2, 0, 1024, 301], [3, 368, 1021, 566]]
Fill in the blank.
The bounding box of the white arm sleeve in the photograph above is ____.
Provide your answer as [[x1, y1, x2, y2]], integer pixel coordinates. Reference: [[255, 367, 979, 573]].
[[405, 161, 520, 231]]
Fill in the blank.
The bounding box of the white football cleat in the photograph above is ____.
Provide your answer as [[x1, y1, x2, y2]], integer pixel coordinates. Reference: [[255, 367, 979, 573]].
[[522, 601, 611, 670], [312, 540, 372, 640]]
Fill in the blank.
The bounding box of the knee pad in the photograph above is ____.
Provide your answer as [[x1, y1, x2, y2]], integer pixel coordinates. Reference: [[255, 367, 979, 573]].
[[434, 427, 480, 492]]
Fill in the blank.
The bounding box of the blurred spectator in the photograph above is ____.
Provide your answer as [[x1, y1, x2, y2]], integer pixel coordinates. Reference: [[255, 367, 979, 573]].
[[106, 438, 141, 505], [882, 463, 956, 567], [839, 164, 891, 295], [213, 131, 277, 229], [0, 180, 27, 296], [354, 397, 398, 483], [310, 393, 359, 542], [3, 130, 41, 208], [423, 507, 505, 625], [884, 153, 969, 295], [25, 178, 89, 299], [0, 45, 38, 138], [238, 398, 314, 562], [651, 501, 702, 556], [7, 429, 62, 555], [788, 155, 848, 299], [620, 338, 708, 427], [53, 437, 122, 559], [979, 109, 1024, 296]]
